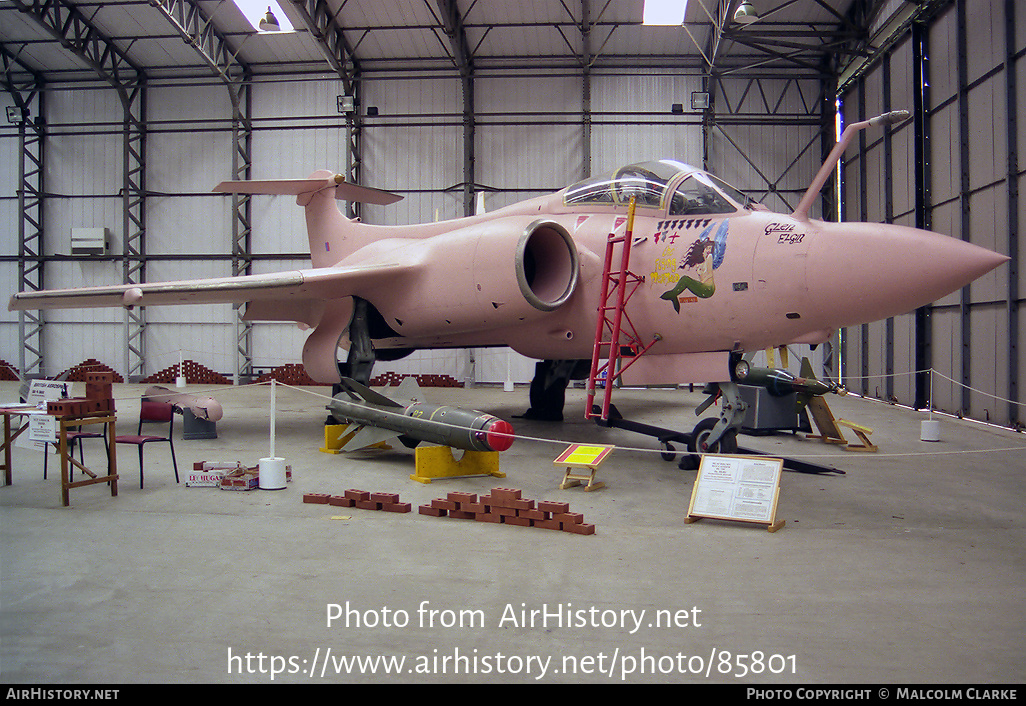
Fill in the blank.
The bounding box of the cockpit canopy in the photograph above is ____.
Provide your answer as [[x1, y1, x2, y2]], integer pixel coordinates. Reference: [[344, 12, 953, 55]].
[[563, 160, 755, 215]]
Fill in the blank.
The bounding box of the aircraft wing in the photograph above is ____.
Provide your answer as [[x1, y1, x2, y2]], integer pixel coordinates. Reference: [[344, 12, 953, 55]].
[[8, 263, 412, 311]]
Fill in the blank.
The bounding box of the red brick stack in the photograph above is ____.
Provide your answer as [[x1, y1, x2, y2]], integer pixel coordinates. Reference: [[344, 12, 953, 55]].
[[419, 487, 595, 535], [85, 371, 115, 413], [255, 363, 319, 386], [56, 359, 124, 383], [142, 360, 231, 385], [304, 489, 412, 514], [47, 371, 116, 418], [369, 372, 463, 388], [0, 360, 19, 381]]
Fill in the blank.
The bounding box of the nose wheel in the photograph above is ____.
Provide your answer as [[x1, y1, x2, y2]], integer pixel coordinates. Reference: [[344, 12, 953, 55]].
[[689, 416, 739, 454], [678, 381, 746, 470]]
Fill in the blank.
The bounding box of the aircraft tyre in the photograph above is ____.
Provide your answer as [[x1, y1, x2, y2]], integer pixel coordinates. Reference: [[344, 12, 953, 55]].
[[660, 442, 676, 462], [688, 417, 739, 455]]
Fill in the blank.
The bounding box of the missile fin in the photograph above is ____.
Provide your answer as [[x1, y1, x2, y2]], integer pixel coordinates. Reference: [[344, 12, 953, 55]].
[[339, 377, 402, 408], [394, 376, 422, 404], [339, 424, 398, 452]]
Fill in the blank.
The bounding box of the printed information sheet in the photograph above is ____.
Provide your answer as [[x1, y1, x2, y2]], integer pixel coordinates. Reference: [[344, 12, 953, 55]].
[[688, 455, 783, 525]]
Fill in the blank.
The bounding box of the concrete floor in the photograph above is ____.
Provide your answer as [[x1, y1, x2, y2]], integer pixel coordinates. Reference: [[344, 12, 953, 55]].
[[1, 378, 1024, 684]]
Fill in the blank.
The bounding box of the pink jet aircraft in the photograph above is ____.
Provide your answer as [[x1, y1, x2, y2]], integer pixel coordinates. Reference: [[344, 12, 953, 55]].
[[9, 111, 1008, 455]]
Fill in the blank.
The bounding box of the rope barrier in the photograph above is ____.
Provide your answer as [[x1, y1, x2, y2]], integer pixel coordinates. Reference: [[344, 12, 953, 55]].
[[12, 361, 1025, 462]]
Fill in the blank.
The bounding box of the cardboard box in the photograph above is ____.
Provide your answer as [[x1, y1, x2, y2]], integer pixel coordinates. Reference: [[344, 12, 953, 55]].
[[220, 466, 260, 491], [187, 461, 242, 487]]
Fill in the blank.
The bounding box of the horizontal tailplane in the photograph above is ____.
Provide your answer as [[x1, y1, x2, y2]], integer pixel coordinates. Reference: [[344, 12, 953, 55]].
[[213, 174, 402, 205]]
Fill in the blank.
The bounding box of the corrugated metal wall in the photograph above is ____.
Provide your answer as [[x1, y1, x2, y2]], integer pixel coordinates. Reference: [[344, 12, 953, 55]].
[[840, 0, 1022, 428]]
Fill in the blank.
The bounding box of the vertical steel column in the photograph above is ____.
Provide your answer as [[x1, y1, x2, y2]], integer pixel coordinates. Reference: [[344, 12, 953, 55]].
[[232, 75, 254, 383], [955, 0, 972, 415], [15, 84, 46, 378], [882, 54, 895, 401], [821, 73, 839, 382], [435, 0, 475, 216], [912, 20, 934, 410], [857, 78, 870, 397], [462, 77, 475, 217], [1004, 0, 1020, 426], [580, 0, 592, 180], [345, 81, 363, 220], [121, 79, 148, 382]]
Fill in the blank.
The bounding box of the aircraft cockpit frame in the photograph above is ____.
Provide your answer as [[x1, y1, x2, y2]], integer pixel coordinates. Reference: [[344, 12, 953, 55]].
[[562, 160, 758, 215]]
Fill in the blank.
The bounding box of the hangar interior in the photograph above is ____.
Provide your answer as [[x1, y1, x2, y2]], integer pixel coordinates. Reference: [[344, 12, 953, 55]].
[[1, 0, 1024, 685]]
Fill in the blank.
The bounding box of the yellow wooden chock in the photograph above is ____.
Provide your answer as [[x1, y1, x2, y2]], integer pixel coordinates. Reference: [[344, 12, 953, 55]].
[[320, 424, 355, 454], [410, 445, 506, 484], [837, 419, 877, 452]]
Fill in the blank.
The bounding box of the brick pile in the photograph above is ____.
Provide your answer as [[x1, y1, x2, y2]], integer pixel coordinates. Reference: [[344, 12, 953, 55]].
[[0, 360, 19, 381], [419, 486, 595, 535], [56, 359, 124, 383], [303, 485, 595, 535], [304, 489, 412, 514], [255, 363, 319, 386], [369, 372, 463, 388], [46, 371, 116, 417], [142, 360, 231, 385]]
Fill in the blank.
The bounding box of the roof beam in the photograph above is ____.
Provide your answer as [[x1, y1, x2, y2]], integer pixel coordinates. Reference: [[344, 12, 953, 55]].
[[149, 0, 248, 90], [10, 0, 145, 94], [289, 0, 361, 91]]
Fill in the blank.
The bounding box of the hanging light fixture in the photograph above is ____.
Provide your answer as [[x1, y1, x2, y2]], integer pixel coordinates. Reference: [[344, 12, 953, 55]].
[[733, 1, 759, 25], [258, 7, 281, 31]]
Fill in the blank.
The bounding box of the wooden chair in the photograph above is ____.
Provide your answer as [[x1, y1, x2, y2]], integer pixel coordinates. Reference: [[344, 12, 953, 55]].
[[116, 400, 179, 489]]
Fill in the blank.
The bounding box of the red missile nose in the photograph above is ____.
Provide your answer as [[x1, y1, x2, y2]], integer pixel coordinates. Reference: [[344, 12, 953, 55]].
[[484, 418, 515, 452]]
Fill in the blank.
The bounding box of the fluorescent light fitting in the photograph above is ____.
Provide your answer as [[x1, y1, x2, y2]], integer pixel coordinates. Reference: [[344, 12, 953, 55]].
[[643, 0, 689, 26], [233, 0, 294, 32]]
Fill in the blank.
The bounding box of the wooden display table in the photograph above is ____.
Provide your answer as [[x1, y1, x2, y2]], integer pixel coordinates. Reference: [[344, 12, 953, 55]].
[[0, 404, 36, 487], [0, 406, 118, 506]]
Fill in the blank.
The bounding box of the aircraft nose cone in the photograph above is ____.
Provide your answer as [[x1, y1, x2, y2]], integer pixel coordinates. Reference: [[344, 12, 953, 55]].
[[808, 223, 1008, 327]]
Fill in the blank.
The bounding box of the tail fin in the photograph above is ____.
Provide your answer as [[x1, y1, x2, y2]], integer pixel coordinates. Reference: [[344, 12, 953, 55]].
[[212, 172, 402, 269]]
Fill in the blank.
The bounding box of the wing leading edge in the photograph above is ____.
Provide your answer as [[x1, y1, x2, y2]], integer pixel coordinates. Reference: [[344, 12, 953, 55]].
[[8, 262, 412, 312]]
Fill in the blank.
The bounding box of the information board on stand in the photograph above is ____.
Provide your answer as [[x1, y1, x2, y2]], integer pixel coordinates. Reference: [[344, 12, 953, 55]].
[[686, 454, 785, 532]]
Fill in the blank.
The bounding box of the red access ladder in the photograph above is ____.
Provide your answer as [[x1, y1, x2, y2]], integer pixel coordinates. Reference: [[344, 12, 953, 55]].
[[585, 198, 660, 421]]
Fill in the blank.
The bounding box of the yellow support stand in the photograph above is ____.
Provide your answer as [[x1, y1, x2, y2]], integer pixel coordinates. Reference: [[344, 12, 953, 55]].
[[320, 424, 355, 454], [410, 445, 506, 484], [804, 396, 848, 445], [320, 424, 392, 454], [837, 419, 878, 452], [554, 444, 613, 492]]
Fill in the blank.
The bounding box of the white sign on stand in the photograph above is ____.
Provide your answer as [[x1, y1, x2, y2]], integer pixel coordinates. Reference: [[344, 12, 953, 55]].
[[15, 380, 72, 451], [686, 454, 785, 532], [29, 414, 57, 444]]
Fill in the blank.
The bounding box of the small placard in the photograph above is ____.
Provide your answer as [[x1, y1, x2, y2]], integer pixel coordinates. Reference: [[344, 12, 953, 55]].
[[29, 414, 57, 444], [686, 454, 785, 531], [554, 444, 614, 469]]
